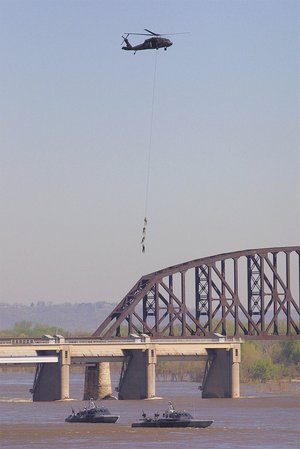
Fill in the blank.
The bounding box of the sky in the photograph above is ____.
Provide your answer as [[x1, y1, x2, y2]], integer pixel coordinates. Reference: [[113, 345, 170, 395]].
[[0, 0, 299, 305]]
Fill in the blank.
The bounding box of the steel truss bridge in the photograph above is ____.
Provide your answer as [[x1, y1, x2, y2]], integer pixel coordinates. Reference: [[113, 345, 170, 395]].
[[94, 246, 300, 340]]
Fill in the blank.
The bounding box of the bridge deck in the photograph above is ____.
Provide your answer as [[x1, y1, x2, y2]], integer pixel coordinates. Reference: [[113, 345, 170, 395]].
[[0, 338, 241, 364]]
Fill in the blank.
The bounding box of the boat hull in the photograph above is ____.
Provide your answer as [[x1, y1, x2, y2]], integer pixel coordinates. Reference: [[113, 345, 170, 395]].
[[131, 419, 213, 428], [65, 415, 119, 423]]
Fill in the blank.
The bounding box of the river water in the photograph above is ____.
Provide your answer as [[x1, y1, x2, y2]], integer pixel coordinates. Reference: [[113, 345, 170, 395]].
[[0, 371, 299, 449]]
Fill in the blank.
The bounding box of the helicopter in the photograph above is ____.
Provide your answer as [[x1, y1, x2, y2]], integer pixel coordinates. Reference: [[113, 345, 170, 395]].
[[121, 29, 187, 54]]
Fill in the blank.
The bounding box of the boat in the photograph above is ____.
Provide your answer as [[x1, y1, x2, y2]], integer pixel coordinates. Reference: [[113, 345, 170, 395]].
[[65, 398, 120, 423], [131, 402, 213, 428]]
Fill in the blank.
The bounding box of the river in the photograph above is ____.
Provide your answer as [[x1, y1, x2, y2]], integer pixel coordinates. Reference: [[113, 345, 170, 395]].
[[0, 371, 299, 449]]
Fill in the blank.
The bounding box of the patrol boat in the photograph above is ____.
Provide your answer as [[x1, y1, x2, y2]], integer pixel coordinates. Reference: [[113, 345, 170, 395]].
[[65, 398, 119, 423], [131, 402, 213, 428]]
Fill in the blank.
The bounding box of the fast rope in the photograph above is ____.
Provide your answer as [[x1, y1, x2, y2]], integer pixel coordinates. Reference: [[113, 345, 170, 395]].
[[141, 50, 158, 254]]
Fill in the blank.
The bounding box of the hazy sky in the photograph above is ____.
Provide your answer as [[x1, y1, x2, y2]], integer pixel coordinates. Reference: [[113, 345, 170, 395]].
[[1, 0, 299, 305]]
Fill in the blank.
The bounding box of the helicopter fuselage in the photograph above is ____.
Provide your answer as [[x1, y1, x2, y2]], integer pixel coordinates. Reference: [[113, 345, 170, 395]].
[[122, 36, 173, 52]]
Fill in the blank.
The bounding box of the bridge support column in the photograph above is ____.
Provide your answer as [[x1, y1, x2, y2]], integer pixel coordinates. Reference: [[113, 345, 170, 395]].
[[32, 349, 70, 401], [202, 345, 241, 398], [60, 349, 70, 400], [118, 349, 156, 400], [146, 348, 156, 398], [83, 362, 113, 400], [230, 345, 241, 398], [32, 363, 60, 401]]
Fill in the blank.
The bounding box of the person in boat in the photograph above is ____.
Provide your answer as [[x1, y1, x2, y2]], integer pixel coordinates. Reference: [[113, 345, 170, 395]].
[[168, 402, 174, 412], [89, 398, 96, 409], [163, 402, 175, 418]]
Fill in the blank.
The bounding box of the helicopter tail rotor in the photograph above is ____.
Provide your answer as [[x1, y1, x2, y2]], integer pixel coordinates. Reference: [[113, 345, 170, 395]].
[[121, 34, 133, 50], [121, 34, 129, 45]]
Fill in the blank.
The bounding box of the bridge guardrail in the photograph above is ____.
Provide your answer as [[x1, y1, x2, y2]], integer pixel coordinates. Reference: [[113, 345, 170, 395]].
[[0, 336, 242, 345]]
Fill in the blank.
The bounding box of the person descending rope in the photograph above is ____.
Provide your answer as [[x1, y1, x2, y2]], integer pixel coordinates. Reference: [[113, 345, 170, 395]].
[[141, 217, 147, 253]]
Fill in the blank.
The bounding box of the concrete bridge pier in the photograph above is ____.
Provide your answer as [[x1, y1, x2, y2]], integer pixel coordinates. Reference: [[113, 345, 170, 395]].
[[230, 346, 240, 398], [202, 345, 241, 398], [146, 348, 157, 398], [60, 349, 70, 400], [83, 362, 113, 400], [118, 348, 156, 400], [32, 349, 70, 401]]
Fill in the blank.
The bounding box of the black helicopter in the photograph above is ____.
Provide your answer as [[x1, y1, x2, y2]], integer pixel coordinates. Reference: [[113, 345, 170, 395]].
[[122, 29, 187, 54]]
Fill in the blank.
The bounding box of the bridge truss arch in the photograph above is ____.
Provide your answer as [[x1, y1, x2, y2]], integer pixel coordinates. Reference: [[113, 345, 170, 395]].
[[93, 246, 300, 340]]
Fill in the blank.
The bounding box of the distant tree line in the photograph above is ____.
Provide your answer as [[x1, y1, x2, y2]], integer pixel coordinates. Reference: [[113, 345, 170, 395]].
[[0, 320, 89, 338]]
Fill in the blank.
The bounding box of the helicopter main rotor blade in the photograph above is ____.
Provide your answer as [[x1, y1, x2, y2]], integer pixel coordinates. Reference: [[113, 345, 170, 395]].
[[124, 32, 153, 36], [123, 30, 190, 37], [156, 32, 190, 36], [145, 29, 191, 36], [144, 29, 160, 36]]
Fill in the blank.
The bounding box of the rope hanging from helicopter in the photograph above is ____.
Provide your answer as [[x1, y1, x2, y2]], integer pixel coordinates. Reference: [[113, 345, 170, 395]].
[[141, 50, 158, 254], [122, 29, 189, 253]]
